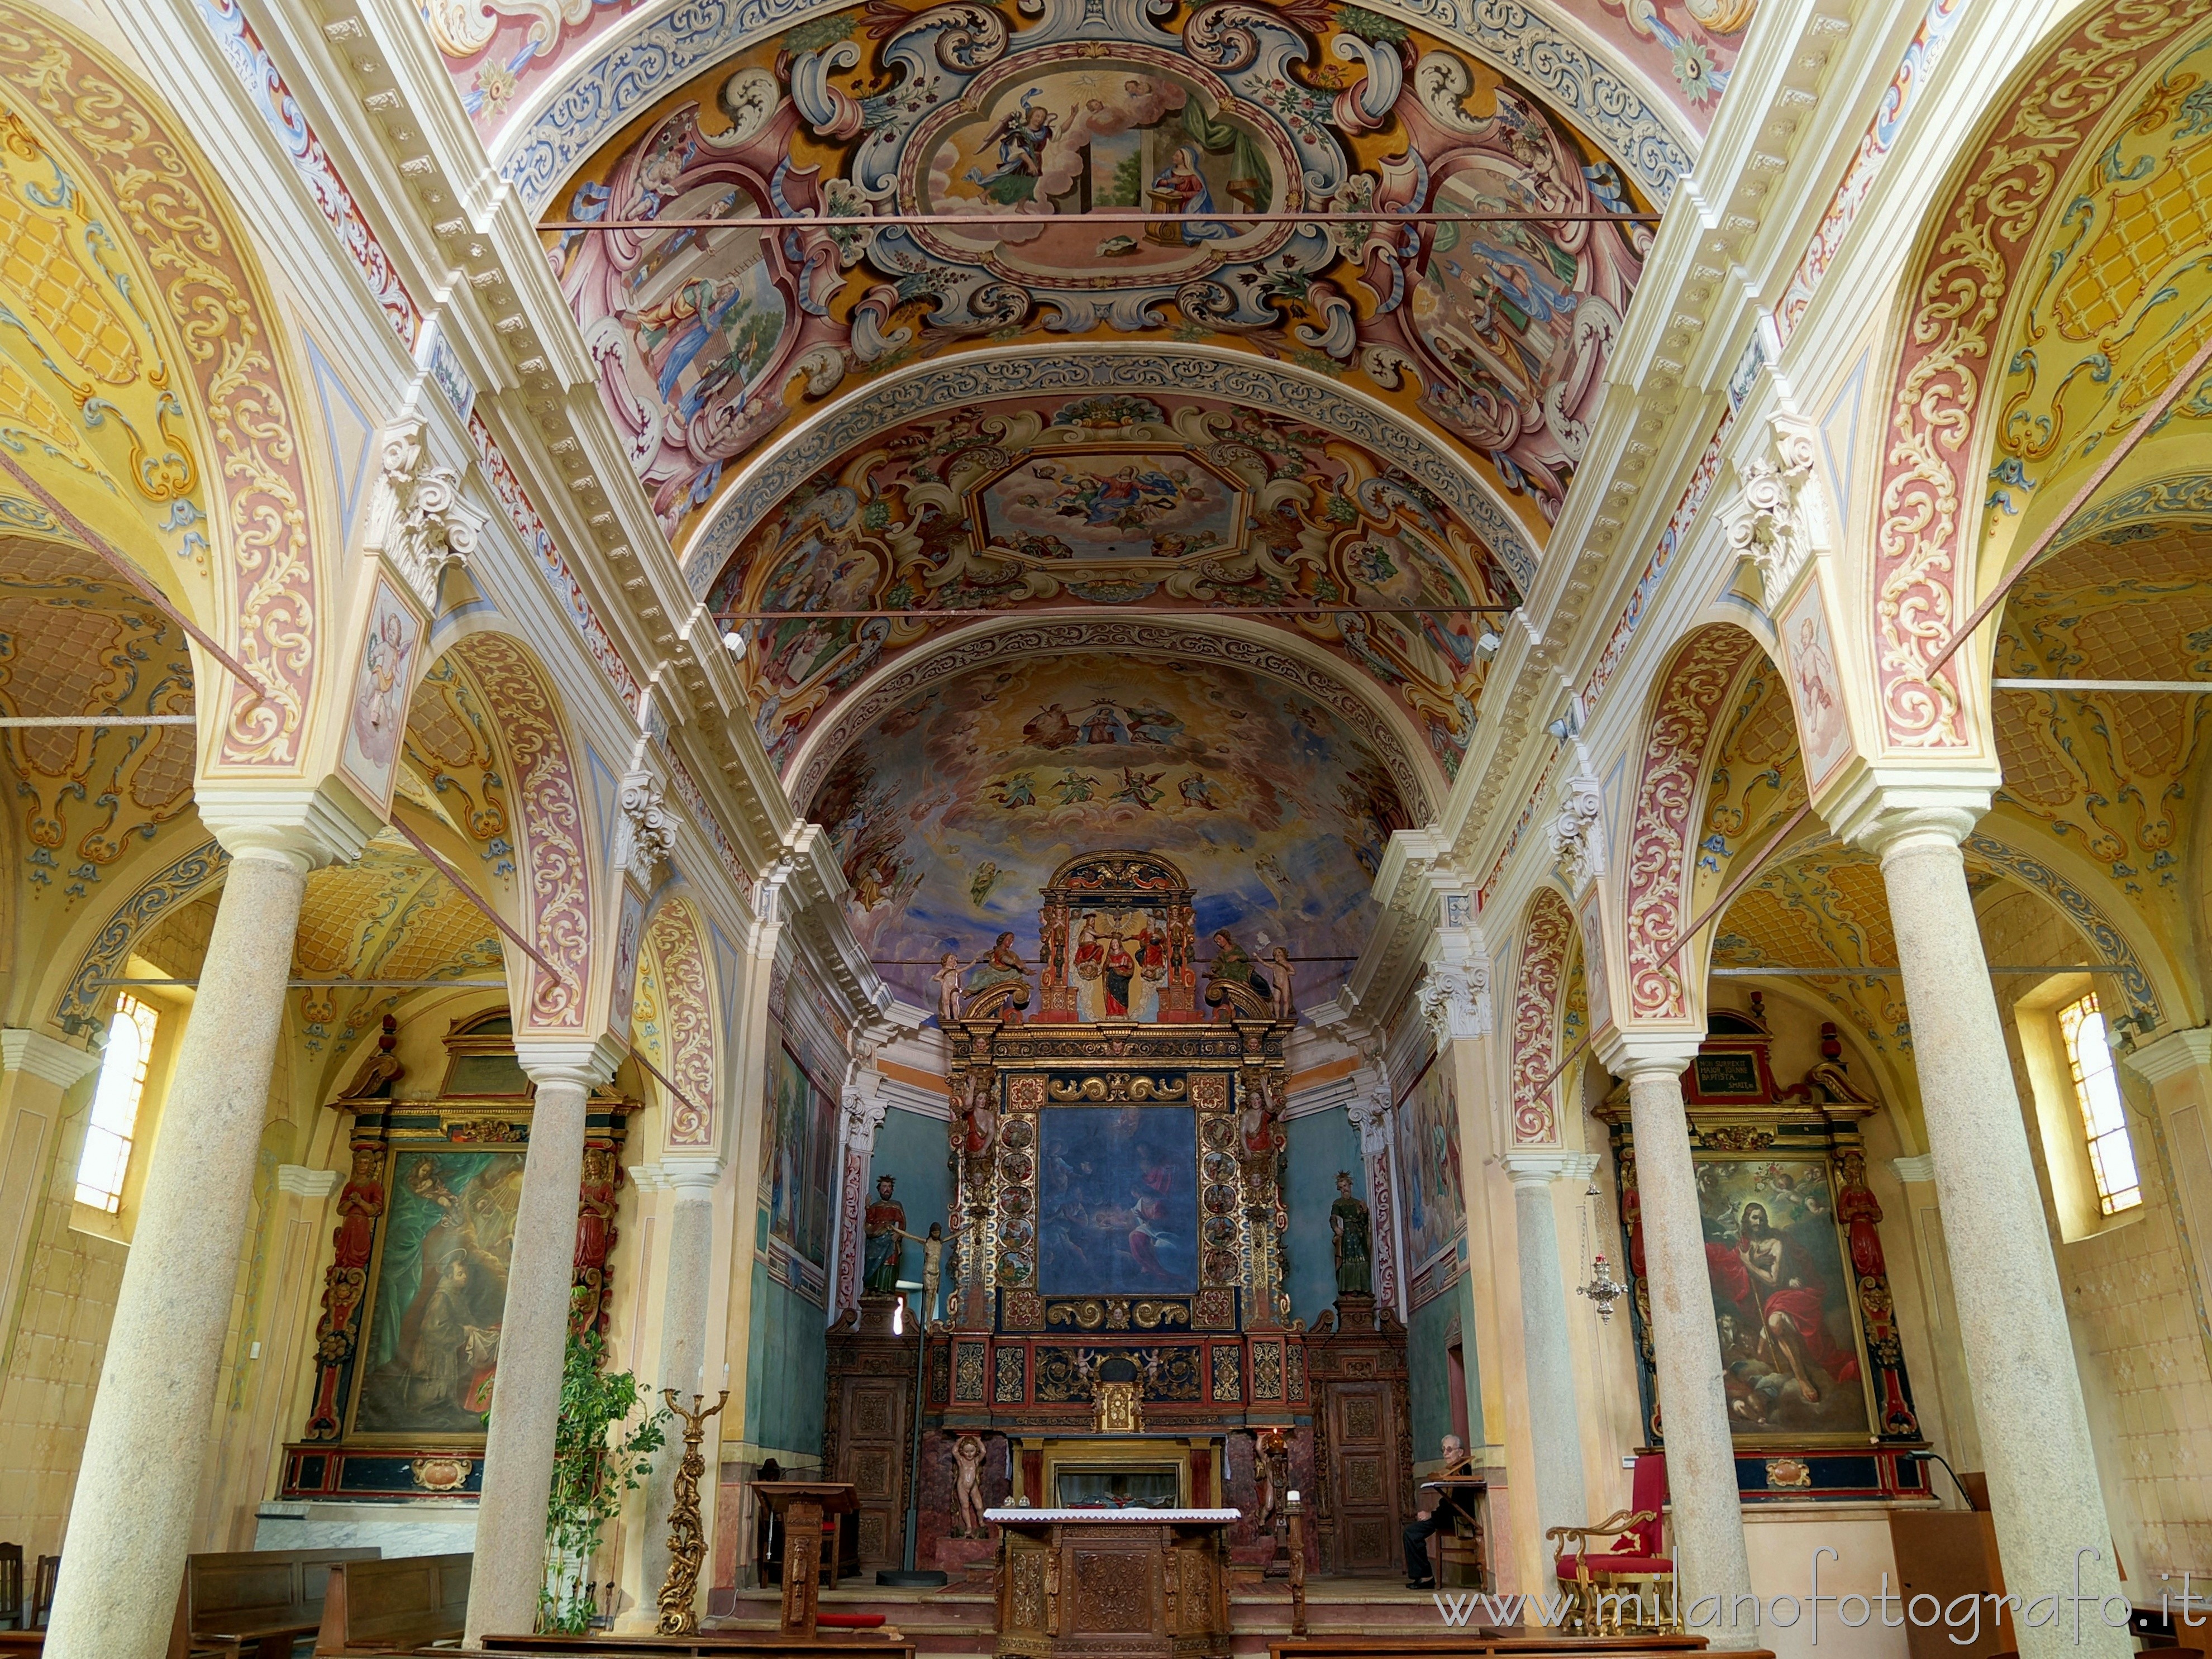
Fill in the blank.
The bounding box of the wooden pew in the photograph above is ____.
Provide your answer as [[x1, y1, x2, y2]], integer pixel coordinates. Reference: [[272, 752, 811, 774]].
[[170, 1548, 380, 1659], [312, 1554, 470, 1655]]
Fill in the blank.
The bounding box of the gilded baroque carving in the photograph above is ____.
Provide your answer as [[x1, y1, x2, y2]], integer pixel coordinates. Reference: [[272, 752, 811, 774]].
[[1872, 0, 2208, 749], [1622, 628, 1756, 1018]]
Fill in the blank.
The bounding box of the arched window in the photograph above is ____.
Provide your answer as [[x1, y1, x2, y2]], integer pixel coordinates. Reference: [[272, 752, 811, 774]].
[[2058, 993, 2140, 1217], [75, 994, 159, 1214]]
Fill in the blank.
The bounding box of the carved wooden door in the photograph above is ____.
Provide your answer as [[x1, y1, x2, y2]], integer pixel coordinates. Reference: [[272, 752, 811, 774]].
[[1324, 1380, 1403, 1574], [835, 1376, 909, 1570]]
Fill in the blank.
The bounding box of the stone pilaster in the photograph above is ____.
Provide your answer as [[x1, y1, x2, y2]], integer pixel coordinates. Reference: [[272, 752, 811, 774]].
[[1598, 1032, 1755, 1648], [640, 1159, 724, 1619], [1499, 1151, 1598, 1542], [1846, 798, 2128, 1659]]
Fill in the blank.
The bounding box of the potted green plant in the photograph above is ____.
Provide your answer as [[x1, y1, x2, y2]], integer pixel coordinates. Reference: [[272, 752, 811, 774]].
[[536, 1327, 669, 1633]]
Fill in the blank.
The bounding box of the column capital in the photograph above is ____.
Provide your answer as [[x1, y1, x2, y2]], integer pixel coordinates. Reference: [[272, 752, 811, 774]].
[[2, 1027, 102, 1088], [2124, 1025, 2212, 1086], [194, 778, 378, 871], [514, 1034, 627, 1093], [1594, 1028, 1701, 1079], [1825, 778, 1992, 861], [1891, 1154, 1938, 1184], [1500, 1150, 1600, 1191], [662, 1158, 724, 1196]]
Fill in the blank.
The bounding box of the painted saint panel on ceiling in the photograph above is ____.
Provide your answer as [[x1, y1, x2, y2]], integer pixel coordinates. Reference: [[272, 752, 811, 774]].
[[806, 650, 1408, 1010], [546, 0, 1653, 547]]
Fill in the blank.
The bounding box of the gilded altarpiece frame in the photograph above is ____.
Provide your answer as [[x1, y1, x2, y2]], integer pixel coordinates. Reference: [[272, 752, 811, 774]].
[[280, 1019, 631, 1502], [1599, 1001, 1928, 1502]]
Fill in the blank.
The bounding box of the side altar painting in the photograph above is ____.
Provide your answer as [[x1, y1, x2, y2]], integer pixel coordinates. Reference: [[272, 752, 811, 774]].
[[1601, 1001, 1926, 1500], [1394, 1057, 1464, 1309], [279, 1012, 631, 1501]]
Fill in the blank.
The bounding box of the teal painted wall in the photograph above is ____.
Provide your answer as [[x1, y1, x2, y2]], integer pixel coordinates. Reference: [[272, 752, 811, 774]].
[[866, 1105, 956, 1295], [1283, 1107, 1364, 1328], [1406, 1261, 1471, 1463], [745, 1250, 829, 1465]]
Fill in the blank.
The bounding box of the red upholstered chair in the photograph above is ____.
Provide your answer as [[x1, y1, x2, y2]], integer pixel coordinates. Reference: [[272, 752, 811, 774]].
[[1547, 1452, 1675, 1634]]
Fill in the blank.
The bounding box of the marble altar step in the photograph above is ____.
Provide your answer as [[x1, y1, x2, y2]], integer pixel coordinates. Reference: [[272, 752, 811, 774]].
[[709, 1579, 1466, 1655]]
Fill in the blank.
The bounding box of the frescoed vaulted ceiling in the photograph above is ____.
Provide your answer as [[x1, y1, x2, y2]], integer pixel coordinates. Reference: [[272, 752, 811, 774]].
[[1991, 521, 2212, 951], [0, 534, 197, 911], [710, 388, 1521, 780], [544, 0, 1657, 557]]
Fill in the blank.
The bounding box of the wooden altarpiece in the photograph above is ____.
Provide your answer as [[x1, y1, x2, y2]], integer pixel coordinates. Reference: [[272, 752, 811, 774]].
[[279, 1010, 631, 1502], [1599, 996, 1929, 1503], [829, 852, 1414, 1593]]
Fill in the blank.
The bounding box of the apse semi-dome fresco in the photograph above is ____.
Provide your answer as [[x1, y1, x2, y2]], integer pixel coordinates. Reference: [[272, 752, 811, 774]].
[[805, 651, 1410, 1009], [547, 0, 1656, 549]]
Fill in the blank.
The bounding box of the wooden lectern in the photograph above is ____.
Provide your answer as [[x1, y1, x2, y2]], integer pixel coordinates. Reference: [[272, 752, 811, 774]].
[[752, 1481, 859, 1639]]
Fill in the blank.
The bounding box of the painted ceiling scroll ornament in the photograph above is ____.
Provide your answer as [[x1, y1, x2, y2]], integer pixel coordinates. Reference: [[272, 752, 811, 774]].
[[1724, 421, 1824, 602], [614, 769, 676, 888], [365, 422, 489, 613], [549, 0, 1653, 544], [1871, 0, 2209, 751]]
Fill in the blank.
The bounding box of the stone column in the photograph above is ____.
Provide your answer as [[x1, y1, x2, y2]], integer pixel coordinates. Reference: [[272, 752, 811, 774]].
[[465, 1041, 621, 1647], [640, 1159, 723, 1615], [46, 819, 348, 1659], [1598, 1035, 1755, 1649], [1499, 1151, 1597, 1541], [1852, 804, 2128, 1659]]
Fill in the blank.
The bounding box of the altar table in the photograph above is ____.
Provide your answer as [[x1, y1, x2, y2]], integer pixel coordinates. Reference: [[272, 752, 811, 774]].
[[986, 1507, 1239, 1659]]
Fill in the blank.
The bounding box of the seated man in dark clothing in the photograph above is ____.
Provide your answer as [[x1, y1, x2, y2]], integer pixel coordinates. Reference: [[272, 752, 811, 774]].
[[1403, 1433, 1477, 1589]]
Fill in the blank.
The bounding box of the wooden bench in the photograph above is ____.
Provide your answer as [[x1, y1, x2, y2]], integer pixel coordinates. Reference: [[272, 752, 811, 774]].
[[312, 1555, 470, 1655], [170, 1548, 380, 1659]]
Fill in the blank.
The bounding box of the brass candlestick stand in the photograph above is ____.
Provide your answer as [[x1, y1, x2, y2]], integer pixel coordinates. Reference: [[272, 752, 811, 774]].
[[656, 1389, 729, 1635]]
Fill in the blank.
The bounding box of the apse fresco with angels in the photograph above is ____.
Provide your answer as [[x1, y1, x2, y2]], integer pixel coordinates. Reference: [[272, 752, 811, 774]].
[[547, 0, 1653, 549], [806, 651, 1408, 1009], [711, 392, 1517, 779]]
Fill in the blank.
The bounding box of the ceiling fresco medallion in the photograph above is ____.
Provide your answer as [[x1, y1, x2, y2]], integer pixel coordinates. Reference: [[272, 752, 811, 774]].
[[550, 0, 1653, 545]]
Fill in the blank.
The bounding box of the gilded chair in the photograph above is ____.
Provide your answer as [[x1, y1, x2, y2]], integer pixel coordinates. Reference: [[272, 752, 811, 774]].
[[1547, 1452, 1676, 1633]]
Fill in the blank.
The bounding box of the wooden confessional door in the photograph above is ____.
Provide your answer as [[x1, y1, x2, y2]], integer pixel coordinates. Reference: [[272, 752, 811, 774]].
[[1322, 1379, 1405, 1575], [832, 1374, 910, 1571]]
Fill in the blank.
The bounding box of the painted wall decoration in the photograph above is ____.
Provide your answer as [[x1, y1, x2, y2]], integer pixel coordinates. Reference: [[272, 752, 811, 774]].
[[708, 391, 1518, 780], [1780, 578, 1850, 791], [1393, 1057, 1463, 1278], [548, 0, 1653, 550], [1576, 0, 1755, 111], [352, 1148, 523, 1436], [804, 650, 1406, 1009], [764, 1045, 838, 1271], [338, 576, 423, 812], [1872, 3, 2210, 751], [1038, 1104, 1199, 1295], [0, 4, 321, 767], [1699, 1156, 1870, 1438]]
